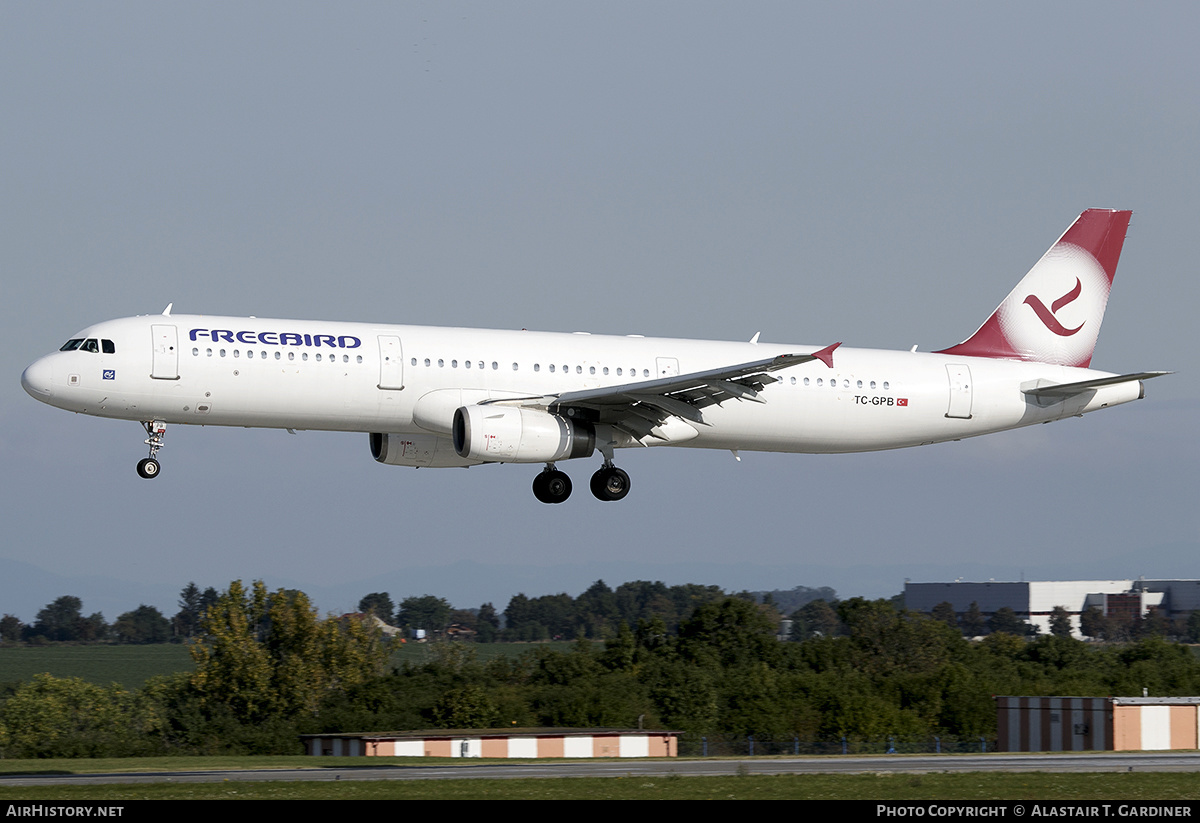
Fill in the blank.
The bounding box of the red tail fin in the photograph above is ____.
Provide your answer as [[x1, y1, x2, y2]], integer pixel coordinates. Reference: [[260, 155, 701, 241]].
[[936, 209, 1131, 367]]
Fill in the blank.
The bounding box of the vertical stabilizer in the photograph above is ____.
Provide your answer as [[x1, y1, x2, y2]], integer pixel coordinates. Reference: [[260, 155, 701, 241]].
[[936, 209, 1131, 367]]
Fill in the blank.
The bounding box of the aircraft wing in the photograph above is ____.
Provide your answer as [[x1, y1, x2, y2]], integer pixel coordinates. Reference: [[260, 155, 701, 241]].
[[1022, 371, 1170, 399], [537, 343, 841, 441]]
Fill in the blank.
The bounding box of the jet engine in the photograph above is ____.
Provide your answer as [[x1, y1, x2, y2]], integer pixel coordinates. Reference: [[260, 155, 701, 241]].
[[369, 432, 477, 468], [452, 405, 595, 463]]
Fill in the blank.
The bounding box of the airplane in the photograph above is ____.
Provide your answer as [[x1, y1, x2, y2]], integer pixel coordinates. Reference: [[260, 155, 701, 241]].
[[21, 208, 1166, 504]]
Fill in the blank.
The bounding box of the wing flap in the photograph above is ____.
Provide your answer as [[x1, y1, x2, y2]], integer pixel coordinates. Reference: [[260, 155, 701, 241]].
[[540, 343, 841, 437], [549, 344, 840, 413]]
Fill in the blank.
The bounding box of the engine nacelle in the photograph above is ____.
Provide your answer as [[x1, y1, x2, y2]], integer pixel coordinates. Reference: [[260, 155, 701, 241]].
[[452, 405, 595, 463], [370, 432, 478, 468]]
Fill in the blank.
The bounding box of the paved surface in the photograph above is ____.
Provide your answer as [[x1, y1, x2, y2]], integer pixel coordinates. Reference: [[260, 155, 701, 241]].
[[3, 752, 1200, 787]]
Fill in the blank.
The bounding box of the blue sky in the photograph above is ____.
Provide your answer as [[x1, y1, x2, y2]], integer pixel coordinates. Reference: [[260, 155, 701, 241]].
[[2, 2, 1197, 622]]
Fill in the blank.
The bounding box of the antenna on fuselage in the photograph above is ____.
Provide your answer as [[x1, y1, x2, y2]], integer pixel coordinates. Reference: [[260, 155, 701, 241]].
[[161, 303, 173, 317]]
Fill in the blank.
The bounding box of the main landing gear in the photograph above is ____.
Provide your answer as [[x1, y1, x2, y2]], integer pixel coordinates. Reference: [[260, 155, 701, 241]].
[[136, 420, 166, 479], [531, 461, 632, 504], [532, 465, 572, 504]]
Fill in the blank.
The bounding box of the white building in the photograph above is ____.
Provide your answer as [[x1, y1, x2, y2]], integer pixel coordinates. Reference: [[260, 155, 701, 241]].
[[903, 579, 1195, 637]]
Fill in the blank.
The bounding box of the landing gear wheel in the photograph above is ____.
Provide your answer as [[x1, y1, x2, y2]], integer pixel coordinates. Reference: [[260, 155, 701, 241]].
[[590, 466, 631, 501], [532, 469, 572, 504], [138, 420, 167, 480]]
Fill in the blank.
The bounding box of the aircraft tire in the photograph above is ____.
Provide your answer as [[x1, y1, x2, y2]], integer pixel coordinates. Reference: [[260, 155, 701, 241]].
[[590, 466, 630, 501], [533, 469, 571, 504], [136, 457, 161, 479]]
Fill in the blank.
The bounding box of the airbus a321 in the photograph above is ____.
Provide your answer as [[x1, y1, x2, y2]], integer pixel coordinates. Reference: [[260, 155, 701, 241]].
[[22, 209, 1165, 503]]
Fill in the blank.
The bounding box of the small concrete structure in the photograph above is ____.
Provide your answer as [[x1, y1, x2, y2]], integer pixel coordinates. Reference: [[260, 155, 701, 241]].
[[301, 728, 679, 758], [996, 696, 1200, 752]]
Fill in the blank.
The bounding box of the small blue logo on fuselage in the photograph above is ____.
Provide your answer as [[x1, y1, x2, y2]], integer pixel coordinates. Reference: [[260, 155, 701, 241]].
[[102, 370, 116, 380]]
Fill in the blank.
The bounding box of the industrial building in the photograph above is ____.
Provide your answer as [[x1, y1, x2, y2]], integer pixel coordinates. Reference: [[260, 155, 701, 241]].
[[904, 579, 1200, 637], [301, 728, 679, 758], [996, 696, 1200, 752]]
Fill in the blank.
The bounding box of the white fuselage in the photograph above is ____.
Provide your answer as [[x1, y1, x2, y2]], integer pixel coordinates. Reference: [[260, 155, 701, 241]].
[[21, 313, 1142, 465]]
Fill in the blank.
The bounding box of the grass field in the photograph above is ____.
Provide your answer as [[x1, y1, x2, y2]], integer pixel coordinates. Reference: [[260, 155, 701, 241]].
[[0, 641, 573, 689]]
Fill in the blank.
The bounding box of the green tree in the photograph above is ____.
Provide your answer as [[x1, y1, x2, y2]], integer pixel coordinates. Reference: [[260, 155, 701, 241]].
[[357, 592, 395, 621], [475, 602, 500, 643], [173, 582, 205, 639], [397, 595, 453, 635], [189, 580, 393, 724], [987, 607, 1030, 636], [961, 601, 988, 637], [0, 614, 22, 644], [1049, 606, 1073, 638], [1185, 611, 1200, 643], [677, 597, 779, 669], [1080, 606, 1110, 640], [431, 684, 499, 728], [31, 596, 88, 641], [113, 605, 172, 644], [0, 674, 162, 758], [931, 601, 959, 631]]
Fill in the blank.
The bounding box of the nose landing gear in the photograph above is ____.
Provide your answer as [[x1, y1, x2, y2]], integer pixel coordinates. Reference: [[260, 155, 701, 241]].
[[137, 420, 166, 479]]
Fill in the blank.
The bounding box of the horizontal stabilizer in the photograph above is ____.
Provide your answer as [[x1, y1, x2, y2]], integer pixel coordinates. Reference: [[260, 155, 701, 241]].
[[1022, 371, 1170, 399]]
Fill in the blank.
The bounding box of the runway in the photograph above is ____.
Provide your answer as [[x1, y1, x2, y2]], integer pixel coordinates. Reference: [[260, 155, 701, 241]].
[[3, 752, 1200, 787]]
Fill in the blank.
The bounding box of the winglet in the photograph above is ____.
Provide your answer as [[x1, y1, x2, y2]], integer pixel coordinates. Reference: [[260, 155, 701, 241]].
[[811, 342, 841, 369]]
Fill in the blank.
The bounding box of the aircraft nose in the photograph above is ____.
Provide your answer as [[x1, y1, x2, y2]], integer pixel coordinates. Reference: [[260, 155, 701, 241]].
[[21, 356, 54, 400]]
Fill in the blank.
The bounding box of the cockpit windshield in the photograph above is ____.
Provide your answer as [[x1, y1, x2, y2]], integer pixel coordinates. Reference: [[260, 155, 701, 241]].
[[59, 338, 115, 353]]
